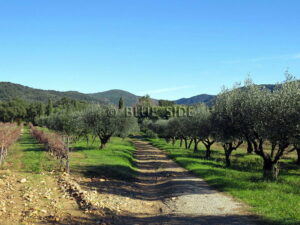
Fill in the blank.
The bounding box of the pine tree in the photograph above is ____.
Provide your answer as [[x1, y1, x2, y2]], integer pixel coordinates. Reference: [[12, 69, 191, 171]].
[[118, 97, 124, 109], [46, 99, 53, 116]]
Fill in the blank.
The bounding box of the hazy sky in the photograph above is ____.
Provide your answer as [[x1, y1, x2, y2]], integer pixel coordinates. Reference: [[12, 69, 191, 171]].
[[0, 0, 299, 100]]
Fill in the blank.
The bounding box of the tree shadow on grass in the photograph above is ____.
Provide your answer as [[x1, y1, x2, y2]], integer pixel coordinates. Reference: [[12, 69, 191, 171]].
[[71, 164, 136, 181], [43, 213, 270, 225], [22, 147, 45, 152], [76, 164, 224, 201]]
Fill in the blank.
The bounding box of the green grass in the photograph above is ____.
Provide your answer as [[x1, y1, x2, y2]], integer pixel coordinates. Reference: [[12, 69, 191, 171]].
[[4, 127, 137, 181], [4, 127, 59, 173], [70, 137, 137, 180], [148, 138, 300, 225]]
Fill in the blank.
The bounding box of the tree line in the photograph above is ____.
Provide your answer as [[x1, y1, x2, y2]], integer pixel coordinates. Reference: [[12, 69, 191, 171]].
[[144, 77, 300, 180], [1, 76, 298, 180], [36, 104, 139, 150], [0, 97, 88, 123]]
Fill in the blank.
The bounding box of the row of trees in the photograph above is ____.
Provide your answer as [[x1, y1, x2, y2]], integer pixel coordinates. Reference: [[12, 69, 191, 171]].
[[0, 123, 22, 164], [30, 123, 70, 172], [0, 97, 88, 123], [145, 77, 300, 180], [36, 104, 139, 150]]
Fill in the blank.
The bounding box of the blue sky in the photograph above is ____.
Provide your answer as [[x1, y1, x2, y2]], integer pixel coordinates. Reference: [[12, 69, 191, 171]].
[[0, 0, 299, 100]]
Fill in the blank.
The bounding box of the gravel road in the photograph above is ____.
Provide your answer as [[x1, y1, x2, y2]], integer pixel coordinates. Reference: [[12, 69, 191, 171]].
[[116, 139, 259, 225], [77, 139, 260, 225]]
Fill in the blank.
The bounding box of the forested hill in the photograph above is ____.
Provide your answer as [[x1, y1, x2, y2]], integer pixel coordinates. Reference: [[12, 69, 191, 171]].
[[0, 82, 282, 106], [0, 82, 106, 104], [175, 94, 216, 106], [174, 84, 279, 106], [89, 89, 140, 106], [0, 82, 142, 106]]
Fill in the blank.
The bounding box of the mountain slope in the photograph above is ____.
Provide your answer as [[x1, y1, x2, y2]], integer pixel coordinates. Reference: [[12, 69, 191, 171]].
[[89, 89, 140, 106], [0, 82, 284, 107], [174, 84, 280, 106], [0, 82, 105, 104], [175, 94, 216, 106]]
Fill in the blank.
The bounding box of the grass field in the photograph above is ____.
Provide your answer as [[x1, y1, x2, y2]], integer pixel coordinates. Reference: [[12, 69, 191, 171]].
[[3, 127, 299, 224], [4, 127, 137, 181], [69, 136, 137, 180], [148, 138, 300, 225], [36, 126, 137, 180], [4, 128, 59, 173]]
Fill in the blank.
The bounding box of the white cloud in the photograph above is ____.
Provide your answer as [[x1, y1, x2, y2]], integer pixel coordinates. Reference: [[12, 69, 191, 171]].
[[293, 53, 300, 59]]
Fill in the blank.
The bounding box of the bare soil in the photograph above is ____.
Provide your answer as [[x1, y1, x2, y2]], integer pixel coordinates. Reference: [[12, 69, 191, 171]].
[[0, 139, 260, 225], [76, 139, 260, 225]]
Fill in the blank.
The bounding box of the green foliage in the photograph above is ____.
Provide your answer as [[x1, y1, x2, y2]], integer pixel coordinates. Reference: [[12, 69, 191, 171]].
[[82, 105, 139, 148], [137, 94, 154, 107], [158, 99, 175, 107], [149, 138, 300, 225], [144, 128, 158, 138], [0, 82, 105, 104], [175, 94, 215, 106], [0, 96, 89, 124], [5, 127, 59, 173], [90, 89, 139, 106], [210, 78, 300, 178], [0, 98, 27, 122], [118, 97, 124, 109], [36, 111, 79, 136], [70, 137, 137, 180], [45, 99, 53, 116]]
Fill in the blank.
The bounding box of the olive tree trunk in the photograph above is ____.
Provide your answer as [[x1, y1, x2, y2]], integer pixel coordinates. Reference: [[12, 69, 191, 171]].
[[172, 137, 176, 146], [225, 151, 232, 167], [193, 138, 200, 153], [246, 139, 253, 154], [179, 138, 183, 147], [202, 139, 215, 159], [188, 139, 193, 149], [263, 159, 279, 180], [296, 148, 300, 165], [223, 141, 243, 167], [184, 138, 188, 149], [99, 135, 111, 149]]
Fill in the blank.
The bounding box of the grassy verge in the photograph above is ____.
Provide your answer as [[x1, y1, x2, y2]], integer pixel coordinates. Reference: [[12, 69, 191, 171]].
[[70, 137, 137, 180], [4, 127, 59, 173], [36, 127, 137, 180], [148, 138, 300, 225]]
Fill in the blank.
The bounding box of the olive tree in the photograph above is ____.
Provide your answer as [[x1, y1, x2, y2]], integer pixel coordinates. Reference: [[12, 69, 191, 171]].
[[249, 79, 299, 179], [147, 119, 171, 141], [82, 105, 138, 149], [213, 87, 244, 167], [225, 76, 300, 179], [187, 104, 215, 156], [168, 117, 191, 148], [115, 113, 139, 138]]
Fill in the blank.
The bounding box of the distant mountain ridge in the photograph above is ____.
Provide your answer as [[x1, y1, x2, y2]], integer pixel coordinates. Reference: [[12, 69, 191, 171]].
[[89, 89, 140, 107], [0, 82, 279, 107], [0, 82, 105, 104], [174, 84, 279, 106], [0, 82, 140, 106], [175, 94, 215, 106]]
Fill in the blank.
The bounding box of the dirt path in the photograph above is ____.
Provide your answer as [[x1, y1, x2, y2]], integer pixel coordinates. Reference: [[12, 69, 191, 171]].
[[1, 133, 259, 224], [119, 139, 258, 224], [79, 139, 259, 224]]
